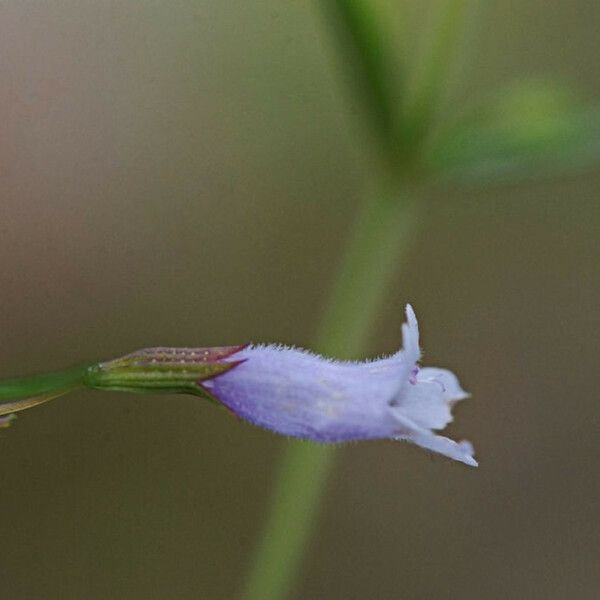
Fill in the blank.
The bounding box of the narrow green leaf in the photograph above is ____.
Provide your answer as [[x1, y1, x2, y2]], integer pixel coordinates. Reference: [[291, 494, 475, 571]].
[[0, 390, 74, 417]]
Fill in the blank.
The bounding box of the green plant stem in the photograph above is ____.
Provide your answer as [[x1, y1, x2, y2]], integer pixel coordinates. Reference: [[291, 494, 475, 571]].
[[321, 0, 402, 159], [243, 185, 419, 600], [0, 365, 91, 417], [0, 366, 88, 418], [405, 0, 472, 147], [0, 365, 90, 402]]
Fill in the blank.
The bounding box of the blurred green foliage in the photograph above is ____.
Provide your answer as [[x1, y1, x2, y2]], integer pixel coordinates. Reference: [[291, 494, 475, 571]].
[[324, 1, 600, 186], [428, 80, 600, 183]]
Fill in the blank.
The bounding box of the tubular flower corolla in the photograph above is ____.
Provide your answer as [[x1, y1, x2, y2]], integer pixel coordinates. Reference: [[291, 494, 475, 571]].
[[202, 305, 477, 466]]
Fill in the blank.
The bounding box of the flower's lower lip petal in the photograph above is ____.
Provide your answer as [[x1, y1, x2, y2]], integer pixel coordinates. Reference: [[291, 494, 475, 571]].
[[390, 380, 454, 431], [396, 432, 478, 467], [390, 412, 424, 435], [418, 367, 470, 402]]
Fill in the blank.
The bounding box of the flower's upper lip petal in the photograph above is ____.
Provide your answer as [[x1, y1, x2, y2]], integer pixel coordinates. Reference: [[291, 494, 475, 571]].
[[402, 304, 421, 368], [405, 303, 418, 330], [387, 304, 422, 406]]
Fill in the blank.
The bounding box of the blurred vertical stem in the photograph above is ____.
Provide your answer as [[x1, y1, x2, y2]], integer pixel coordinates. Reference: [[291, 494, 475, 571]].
[[405, 0, 472, 146], [243, 187, 418, 600], [320, 0, 403, 160], [243, 1, 470, 598]]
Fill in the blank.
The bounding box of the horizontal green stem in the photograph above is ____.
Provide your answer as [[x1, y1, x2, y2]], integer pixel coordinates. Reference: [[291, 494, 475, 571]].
[[0, 365, 91, 402], [0, 364, 92, 417]]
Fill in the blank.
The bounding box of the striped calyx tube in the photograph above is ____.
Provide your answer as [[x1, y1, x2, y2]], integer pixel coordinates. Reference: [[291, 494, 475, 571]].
[[84, 345, 247, 400]]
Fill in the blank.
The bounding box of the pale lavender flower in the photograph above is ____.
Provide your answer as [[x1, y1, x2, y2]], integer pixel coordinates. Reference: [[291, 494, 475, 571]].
[[203, 305, 477, 466]]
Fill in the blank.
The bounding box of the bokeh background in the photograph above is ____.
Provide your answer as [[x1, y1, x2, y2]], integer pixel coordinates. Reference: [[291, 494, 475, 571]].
[[1, 1, 598, 599]]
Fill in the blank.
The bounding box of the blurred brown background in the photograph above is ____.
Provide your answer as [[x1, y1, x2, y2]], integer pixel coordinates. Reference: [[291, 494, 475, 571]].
[[0, 1, 598, 599]]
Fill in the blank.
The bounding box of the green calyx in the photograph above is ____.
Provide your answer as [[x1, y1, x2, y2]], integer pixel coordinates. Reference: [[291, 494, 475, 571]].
[[84, 345, 246, 397]]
